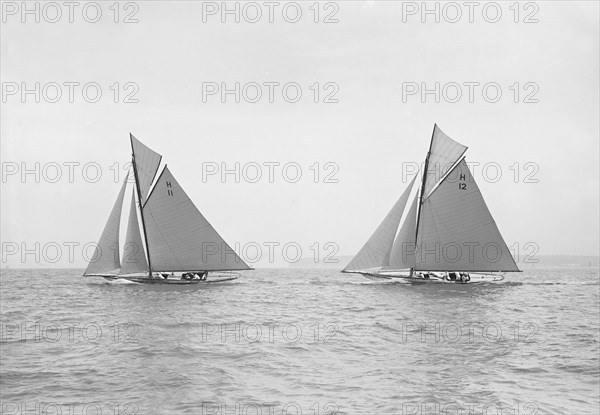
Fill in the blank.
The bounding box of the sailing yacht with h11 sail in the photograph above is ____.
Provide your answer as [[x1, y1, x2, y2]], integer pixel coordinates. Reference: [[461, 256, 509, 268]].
[[342, 124, 520, 284], [84, 134, 252, 284]]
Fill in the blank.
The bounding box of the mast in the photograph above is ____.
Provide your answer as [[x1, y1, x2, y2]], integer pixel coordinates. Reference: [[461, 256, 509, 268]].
[[130, 134, 153, 277], [412, 124, 436, 275]]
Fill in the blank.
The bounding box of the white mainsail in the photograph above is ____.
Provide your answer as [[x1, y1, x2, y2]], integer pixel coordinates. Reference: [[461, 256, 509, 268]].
[[422, 124, 468, 199], [343, 175, 416, 272], [84, 174, 128, 275], [119, 190, 149, 274], [384, 192, 419, 270], [130, 133, 162, 204], [415, 159, 519, 272], [144, 166, 251, 271]]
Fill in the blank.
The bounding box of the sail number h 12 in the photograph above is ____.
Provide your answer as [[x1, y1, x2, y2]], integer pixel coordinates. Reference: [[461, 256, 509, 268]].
[[458, 173, 467, 190]]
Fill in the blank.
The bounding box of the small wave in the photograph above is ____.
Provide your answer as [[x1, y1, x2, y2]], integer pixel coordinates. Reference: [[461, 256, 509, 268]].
[[375, 322, 400, 334], [516, 281, 599, 286], [496, 281, 524, 286], [340, 305, 377, 313]]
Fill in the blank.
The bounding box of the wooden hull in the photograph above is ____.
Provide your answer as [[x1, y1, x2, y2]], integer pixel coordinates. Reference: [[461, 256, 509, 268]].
[[98, 275, 239, 284], [355, 272, 503, 284], [358, 272, 404, 281]]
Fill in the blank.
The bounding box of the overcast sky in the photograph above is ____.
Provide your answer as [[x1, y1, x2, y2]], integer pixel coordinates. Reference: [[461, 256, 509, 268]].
[[1, 1, 598, 268]]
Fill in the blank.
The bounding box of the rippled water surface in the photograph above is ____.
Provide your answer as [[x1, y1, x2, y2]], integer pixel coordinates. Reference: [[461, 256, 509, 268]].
[[1, 268, 599, 414]]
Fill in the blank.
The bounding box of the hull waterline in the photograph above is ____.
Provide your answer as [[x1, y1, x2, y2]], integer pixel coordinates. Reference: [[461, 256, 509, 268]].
[[352, 271, 504, 284], [88, 274, 239, 284]]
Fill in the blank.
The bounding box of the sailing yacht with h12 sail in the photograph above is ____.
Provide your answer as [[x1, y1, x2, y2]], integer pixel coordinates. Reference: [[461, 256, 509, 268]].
[[342, 124, 520, 284], [84, 134, 252, 284]]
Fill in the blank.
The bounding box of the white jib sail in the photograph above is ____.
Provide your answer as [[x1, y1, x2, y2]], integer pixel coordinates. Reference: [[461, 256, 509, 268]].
[[119, 190, 149, 275], [84, 174, 128, 275], [422, 124, 468, 199], [144, 166, 251, 271], [343, 175, 417, 272], [130, 133, 162, 204], [416, 159, 519, 272], [385, 192, 419, 270]]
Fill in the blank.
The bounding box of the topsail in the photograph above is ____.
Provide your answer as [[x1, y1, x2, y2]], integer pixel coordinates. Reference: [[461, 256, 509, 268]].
[[130, 133, 162, 204], [422, 124, 468, 199]]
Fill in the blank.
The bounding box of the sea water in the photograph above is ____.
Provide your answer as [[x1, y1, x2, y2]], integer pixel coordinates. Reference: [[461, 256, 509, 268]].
[[1, 268, 598, 414]]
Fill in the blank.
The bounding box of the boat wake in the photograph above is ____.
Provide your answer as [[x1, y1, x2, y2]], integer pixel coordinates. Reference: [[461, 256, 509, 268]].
[[521, 281, 599, 286], [107, 278, 140, 285]]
